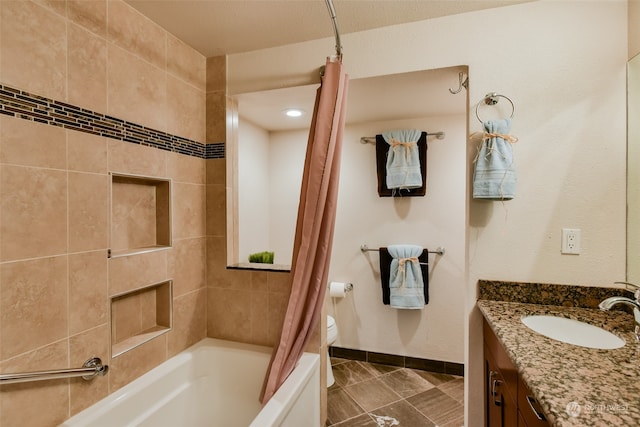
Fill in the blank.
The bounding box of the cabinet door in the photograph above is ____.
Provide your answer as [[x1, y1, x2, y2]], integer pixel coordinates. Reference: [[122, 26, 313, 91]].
[[518, 376, 550, 426], [485, 348, 518, 427]]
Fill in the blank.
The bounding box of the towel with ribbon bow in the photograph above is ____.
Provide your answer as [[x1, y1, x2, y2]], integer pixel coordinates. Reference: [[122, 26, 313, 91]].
[[382, 129, 423, 190], [472, 118, 518, 200], [387, 244, 426, 309]]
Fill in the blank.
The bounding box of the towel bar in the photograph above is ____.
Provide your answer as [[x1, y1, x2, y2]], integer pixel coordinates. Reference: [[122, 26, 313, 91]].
[[360, 132, 445, 144], [360, 244, 445, 256]]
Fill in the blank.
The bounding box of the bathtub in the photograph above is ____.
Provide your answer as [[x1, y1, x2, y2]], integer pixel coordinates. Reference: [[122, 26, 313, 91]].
[[61, 338, 320, 427]]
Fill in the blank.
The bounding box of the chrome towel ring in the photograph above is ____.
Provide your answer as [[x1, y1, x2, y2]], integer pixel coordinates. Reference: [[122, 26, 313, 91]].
[[475, 92, 515, 123]]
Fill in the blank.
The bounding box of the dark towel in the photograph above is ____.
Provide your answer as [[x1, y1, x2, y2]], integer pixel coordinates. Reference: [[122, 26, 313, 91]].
[[375, 131, 427, 197], [379, 247, 429, 305]]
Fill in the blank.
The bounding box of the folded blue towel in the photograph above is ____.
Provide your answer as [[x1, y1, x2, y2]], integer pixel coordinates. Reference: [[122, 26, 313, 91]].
[[387, 244, 425, 309], [382, 129, 423, 190], [473, 119, 517, 200]]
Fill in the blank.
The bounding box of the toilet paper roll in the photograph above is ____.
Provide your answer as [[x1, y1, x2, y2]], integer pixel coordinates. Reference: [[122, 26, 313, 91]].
[[329, 282, 347, 298]]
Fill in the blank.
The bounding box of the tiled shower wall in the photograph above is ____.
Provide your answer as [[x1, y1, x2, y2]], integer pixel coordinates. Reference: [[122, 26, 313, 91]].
[[0, 1, 311, 425], [204, 56, 295, 347], [0, 1, 208, 425]]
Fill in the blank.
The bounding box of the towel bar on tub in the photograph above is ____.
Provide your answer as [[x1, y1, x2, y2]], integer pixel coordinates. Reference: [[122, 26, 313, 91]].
[[0, 357, 109, 385], [360, 244, 445, 256], [360, 132, 445, 144]]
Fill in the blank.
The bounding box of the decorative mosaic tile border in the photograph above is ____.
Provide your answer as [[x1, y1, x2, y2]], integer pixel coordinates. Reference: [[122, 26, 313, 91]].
[[0, 83, 224, 159]]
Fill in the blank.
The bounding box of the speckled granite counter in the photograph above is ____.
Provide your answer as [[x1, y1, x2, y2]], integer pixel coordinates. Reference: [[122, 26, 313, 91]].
[[478, 281, 640, 426]]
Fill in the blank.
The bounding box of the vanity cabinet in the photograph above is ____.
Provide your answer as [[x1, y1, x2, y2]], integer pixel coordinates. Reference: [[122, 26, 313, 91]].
[[483, 319, 550, 427]]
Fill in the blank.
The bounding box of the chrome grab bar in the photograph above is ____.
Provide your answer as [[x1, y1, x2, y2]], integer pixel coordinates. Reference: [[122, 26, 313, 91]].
[[0, 357, 108, 385]]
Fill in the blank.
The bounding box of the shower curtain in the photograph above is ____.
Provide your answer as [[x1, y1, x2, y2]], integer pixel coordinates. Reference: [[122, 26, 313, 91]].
[[260, 57, 349, 404]]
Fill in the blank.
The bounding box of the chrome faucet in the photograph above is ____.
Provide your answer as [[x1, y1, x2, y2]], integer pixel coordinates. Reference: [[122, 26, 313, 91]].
[[599, 282, 640, 341]]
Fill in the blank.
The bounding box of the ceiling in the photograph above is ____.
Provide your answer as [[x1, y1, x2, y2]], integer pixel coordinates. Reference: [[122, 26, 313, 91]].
[[124, 0, 529, 131], [125, 0, 532, 57], [237, 66, 468, 131]]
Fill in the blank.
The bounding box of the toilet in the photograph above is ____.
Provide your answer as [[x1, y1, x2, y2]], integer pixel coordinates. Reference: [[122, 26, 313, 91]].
[[327, 315, 338, 387]]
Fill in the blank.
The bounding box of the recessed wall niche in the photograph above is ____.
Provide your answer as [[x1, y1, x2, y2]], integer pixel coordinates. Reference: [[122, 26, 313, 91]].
[[111, 280, 173, 358], [109, 173, 172, 258]]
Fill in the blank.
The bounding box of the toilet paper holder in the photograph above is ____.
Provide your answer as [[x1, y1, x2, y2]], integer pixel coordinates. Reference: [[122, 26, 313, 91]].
[[327, 282, 353, 292]]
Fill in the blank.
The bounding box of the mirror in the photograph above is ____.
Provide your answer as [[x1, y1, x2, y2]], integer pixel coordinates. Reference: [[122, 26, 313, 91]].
[[628, 53, 640, 282], [226, 66, 467, 270]]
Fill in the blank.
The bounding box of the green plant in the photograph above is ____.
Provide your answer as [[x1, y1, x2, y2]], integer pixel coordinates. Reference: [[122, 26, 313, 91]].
[[248, 251, 274, 264]]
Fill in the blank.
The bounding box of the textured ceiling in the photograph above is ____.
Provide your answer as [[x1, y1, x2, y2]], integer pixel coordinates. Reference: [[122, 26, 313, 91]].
[[125, 0, 533, 57]]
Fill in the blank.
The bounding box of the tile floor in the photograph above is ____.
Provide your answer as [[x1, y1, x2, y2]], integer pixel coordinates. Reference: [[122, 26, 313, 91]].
[[326, 357, 464, 427]]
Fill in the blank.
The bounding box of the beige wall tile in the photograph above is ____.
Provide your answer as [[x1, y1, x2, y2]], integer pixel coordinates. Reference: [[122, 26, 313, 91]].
[[206, 91, 226, 143], [268, 271, 292, 293], [0, 340, 70, 427], [166, 75, 206, 143], [173, 183, 205, 239], [0, 1, 67, 100], [108, 249, 168, 296], [107, 0, 166, 70], [69, 172, 109, 252], [68, 23, 108, 114], [69, 251, 108, 335], [167, 34, 206, 91], [268, 291, 289, 345], [0, 165, 67, 261], [68, 0, 107, 37], [69, 324, 110, 415], [250, 290, 270, 346], [206, 158, 226, 185], [206, 183, 226, 237], [0, 116, 66, 169], [108, 139, 167, 177], [139, 289, 157, 330], [206, 56, 226, 93], [110, 179, 158, 252], [207, 287, 252, 342], [109, 333, 167, 392], [167, 151, 205, 185], [168, 289, 206, 357], [33, 0, 67, 16], [112, 292, 140, 343], [107, 44, 167, 132], [68, 131, 108, 174], [0, 256, 68, 359], [168, 237, 205, 297], [252, 271, 268, 292]]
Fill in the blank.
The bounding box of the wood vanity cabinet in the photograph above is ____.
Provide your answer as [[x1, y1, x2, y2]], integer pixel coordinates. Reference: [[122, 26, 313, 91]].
[[483, 319, 550, 427]]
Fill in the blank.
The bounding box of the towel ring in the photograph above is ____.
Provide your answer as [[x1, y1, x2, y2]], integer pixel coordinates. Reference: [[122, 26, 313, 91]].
[[475, 92, 515, 123]]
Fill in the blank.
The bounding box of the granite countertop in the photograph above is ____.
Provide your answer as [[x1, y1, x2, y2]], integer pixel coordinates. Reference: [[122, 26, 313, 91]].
[[477, 281, 640, 426]]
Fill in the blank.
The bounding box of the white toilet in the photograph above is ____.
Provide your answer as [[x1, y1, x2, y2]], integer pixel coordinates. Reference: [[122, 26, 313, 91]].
[[327, 315, 338, 387]]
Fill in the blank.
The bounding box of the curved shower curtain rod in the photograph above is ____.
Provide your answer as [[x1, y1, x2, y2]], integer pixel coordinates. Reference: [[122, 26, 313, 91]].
[[324, 0, 343, 58]]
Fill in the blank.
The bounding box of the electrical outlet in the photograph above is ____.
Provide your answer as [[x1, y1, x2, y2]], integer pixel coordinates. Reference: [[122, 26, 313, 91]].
[[561, 228, 581, 254]]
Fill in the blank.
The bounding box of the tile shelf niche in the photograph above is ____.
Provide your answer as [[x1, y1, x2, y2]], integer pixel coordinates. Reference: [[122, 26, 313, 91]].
[[109, 172, 172, 258], [111, 280, 173, 358]]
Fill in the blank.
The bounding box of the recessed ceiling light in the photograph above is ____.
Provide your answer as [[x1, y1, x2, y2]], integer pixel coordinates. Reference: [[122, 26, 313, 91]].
[[284, 108, 304, 117]]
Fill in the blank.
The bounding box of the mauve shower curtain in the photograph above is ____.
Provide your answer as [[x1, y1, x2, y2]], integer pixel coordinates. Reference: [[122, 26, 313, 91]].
[[260, 57, 348, 404]]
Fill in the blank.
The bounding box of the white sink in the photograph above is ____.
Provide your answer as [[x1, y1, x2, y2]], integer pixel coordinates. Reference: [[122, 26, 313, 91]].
[[521, 315, 625, 349]]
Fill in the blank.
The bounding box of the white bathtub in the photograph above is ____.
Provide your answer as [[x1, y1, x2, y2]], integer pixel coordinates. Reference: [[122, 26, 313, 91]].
[[61, 338, 320, 427]]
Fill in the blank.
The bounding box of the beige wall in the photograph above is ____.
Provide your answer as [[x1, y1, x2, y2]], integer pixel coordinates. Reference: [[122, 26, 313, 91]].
[[227, 1, 628, 426], [630, 0, 640, 58], [0, 1, 207, 426]]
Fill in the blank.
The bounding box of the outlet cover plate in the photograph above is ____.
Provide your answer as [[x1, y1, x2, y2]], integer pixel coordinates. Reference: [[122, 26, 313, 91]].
[[561, 228, 581, 254]]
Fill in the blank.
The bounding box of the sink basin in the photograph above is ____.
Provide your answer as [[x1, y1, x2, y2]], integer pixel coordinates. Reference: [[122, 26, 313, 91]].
[[521, 315, 625, 349]]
